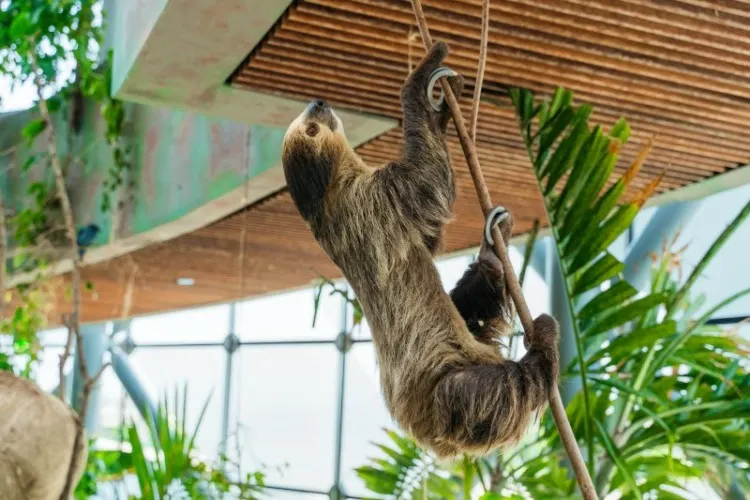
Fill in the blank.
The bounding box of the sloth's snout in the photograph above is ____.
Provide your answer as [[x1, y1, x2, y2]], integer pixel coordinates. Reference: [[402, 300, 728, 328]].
[[306, 98, 337, 131]]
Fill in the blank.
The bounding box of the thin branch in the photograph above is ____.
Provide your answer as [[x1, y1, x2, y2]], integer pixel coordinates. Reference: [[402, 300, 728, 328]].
[[407, 2, 597, 498], [0, 152, 8, 319], [470, 0, 490, 143], [58, 313, 75, 401], [0, 144, 17, 157], [28, 49, 88, 500]]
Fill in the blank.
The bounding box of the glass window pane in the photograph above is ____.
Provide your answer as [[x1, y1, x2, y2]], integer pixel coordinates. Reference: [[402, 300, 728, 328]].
[[97, 366, 127, 440], [671, 185, 750, 318], [130, 304, 229, 345], [228, 345, 338, 490], [235, 288, 341, 341], [128, 346, 225, 460], [341, 344, 395, 498], [34, 346, 73, 392], [38, 327, 68, 346], [436, 254, 471, 292], [352, 319, 372, 341], [632, 206, 656, 241]]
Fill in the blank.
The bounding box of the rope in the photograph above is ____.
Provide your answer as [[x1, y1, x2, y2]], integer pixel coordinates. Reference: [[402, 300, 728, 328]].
[[469, 0, 490, 144], [407, 1, 597, 497]]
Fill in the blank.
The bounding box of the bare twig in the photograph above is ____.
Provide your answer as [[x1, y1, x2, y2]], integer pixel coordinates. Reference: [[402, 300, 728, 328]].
[[58, 314, 75, 401], [470, 0, 490, 143], [407, 2, 597, 498], [0, 144, 17, 157], [0, 151, 8, 319]]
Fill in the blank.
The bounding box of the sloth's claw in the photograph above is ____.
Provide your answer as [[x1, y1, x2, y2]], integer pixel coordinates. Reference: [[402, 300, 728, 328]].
[[427, 66, 459, 112], [484, 206, 510, 247]]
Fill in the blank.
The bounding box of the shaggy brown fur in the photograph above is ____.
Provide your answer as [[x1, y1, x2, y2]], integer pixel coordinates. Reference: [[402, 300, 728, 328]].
[[282, 41, 559, 459]]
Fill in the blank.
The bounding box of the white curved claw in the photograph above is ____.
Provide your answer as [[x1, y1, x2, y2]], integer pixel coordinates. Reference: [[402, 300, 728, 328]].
[[484, 206, 510, 246], [427, 67, 459, 112]]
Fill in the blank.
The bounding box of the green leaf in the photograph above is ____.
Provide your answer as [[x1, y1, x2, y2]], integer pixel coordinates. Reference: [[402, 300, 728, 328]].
[[577, 280, 638, 321], [564, 177, 625, 250], [547, 87, 573, 123], [10, 12, 32, 38], [537, 107, 575, 160], [375, 444, 414, 469], [542, 105, 592, 193], [647, 286, 750, 381], [571, 253, 624, 296], [587, 375, 668, 405], [584, 292, 669, 338], [552, 128, 607, 222], [21, 155, 36, 172], [22, 119, 47, 142], [562, 143, 621, 229], [588, 320, 677, 365], [568, 204, 639, 274], [46, 96, 62, 113], [594, 420, 642, 499], [608, 118, 631, 142]]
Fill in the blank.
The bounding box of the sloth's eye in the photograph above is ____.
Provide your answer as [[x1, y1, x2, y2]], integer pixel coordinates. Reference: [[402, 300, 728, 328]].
[[306, 123, 319, 137]]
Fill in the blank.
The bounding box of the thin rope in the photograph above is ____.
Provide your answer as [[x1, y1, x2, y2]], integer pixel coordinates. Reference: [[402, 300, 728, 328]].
[[470, 0, 490, 144], [230, 130, 252, 473], [407, 1, 597, 497]]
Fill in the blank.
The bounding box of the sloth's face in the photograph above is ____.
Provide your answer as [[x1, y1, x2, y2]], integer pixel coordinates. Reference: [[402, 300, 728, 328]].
[[284, 99, 346, 144], [282, 99, 348, 221]]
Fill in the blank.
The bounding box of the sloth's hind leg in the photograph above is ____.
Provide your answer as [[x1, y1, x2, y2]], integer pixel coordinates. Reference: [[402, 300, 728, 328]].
[[433, 314, 559, 451]]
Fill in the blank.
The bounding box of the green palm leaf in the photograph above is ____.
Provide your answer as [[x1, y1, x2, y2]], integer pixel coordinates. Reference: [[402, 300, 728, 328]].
[[510, 86, 663, 476]]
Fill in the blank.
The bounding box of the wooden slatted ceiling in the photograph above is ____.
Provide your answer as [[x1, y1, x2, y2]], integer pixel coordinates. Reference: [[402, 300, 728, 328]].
[[37, 0, 750, 326]]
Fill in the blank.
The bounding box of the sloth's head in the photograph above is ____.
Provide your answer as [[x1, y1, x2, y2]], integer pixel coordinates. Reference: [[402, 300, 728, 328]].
[[282, 99, 350, 222], [285, 99, 346, 140]]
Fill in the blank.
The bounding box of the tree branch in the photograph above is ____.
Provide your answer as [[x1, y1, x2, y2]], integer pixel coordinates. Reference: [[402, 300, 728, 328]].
[[28, 48, 88, 500]]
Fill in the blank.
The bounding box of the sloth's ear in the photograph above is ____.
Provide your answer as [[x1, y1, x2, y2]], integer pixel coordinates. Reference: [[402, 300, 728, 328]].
[[283, 140, 335, 221]]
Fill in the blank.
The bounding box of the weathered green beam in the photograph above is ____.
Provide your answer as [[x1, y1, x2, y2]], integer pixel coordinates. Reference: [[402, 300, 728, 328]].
[[111, 0, 394, 133]]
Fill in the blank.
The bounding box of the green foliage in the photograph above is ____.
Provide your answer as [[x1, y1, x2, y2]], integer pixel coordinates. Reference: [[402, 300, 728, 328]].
[[0, 0, 131, 262], [0, 0, 130, 388], [0, 287, 45, 377], [124, 385, 266, 499], [511, 86, 750, 499], [74, 438, 133, 499], [356, 429, 460, 499], [356, 87, 750, 499], [313, 276, 364, 330], [93, 50, 132, 214]]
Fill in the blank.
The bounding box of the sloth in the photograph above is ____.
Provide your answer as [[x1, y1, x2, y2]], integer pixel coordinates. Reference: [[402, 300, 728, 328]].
[[282, 41, 559, 458]]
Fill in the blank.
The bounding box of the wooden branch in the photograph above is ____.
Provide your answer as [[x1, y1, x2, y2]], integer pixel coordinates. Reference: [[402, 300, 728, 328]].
[[407, 2, 597, 498], [28, 50, 88, 500], [0, 152, 8, 320], [58, 314, 75, 402]]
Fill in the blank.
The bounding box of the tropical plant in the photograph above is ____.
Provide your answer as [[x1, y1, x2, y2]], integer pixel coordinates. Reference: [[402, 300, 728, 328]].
[[354, 87, 750, 499], [103, 385, 266, 499]]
